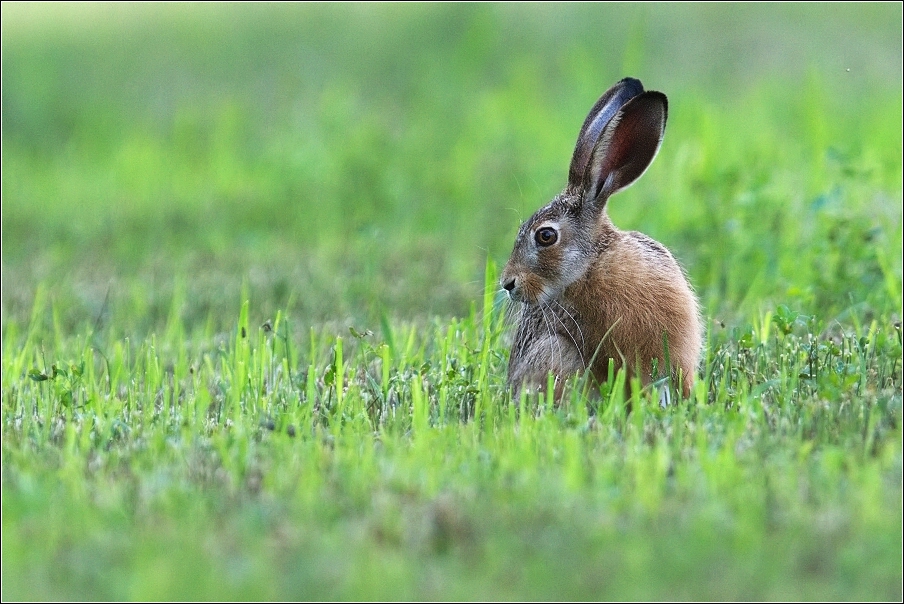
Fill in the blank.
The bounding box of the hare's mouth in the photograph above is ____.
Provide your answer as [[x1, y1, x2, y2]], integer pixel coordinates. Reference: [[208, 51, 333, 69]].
[[502, 274, 555, 306], [502, 283, 527, 304]]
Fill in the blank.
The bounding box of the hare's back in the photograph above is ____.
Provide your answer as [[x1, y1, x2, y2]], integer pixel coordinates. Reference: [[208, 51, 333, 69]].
[[626, 231, 681, 269], [591, 230, 702, 382], [603, 231, 691, 287], [593, 230, 699, 337]]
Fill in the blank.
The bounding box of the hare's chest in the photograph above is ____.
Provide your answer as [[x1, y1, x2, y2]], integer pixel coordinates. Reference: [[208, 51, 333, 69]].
[[511, 303, 586, 373]]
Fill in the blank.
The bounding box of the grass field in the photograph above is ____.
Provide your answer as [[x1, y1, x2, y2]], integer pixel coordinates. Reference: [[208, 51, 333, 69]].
[[2, 3, 902, 600]]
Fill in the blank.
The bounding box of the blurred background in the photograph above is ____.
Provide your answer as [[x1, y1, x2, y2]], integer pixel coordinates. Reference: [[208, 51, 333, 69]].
[[2, 3, 901, 334]]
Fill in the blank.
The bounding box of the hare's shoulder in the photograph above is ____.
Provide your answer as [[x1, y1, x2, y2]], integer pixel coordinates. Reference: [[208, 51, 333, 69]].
[[590, 230, 690, 294], [624, 230, 675, 263]]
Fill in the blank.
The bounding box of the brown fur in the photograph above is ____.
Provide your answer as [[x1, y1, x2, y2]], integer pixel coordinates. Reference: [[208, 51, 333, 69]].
[[505, 214, 701, 398], [502, 78, 703, 401]]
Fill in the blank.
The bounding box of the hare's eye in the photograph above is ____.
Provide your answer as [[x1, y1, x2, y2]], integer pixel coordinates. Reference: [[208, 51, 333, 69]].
[[535, 227, 558, 247]]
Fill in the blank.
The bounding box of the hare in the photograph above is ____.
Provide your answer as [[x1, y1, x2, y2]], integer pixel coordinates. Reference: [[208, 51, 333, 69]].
[[500, 77, 702, 402]]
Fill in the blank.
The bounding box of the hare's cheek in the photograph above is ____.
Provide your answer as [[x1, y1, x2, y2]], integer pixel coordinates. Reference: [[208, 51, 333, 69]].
[[535, 246, 567, 282], [559, 247, 591, 286]]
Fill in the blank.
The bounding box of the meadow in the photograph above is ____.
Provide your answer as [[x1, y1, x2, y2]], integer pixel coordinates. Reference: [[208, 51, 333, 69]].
[[2, 3, 902, 600]]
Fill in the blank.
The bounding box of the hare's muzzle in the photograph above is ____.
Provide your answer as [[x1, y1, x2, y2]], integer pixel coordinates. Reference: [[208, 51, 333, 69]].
[[500, 273, 524, 303]]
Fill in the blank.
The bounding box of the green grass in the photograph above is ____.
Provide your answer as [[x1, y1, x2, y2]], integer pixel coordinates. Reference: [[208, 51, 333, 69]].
[[2, 3, 902, 600]]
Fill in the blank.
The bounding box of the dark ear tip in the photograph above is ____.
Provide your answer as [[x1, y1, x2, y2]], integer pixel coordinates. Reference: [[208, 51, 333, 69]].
[[647, 90, 668, 103], [618, 76, 643, 86], [629, 90, 669, 121], [652, 91, 668, 120], [617, 77, 645, 97], [644, 90, 668, 108]]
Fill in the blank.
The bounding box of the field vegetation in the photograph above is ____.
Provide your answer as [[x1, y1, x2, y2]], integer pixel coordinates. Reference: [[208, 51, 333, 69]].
[[2, 4, 901, 599]]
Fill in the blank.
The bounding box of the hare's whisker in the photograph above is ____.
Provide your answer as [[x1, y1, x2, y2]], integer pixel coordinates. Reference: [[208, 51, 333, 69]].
[[540, 302, 565, 378], [551, 300, 586, 367]]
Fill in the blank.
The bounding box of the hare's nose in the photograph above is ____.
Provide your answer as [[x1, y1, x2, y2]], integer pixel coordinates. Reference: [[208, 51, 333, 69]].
[[502, 277, 517, 292]]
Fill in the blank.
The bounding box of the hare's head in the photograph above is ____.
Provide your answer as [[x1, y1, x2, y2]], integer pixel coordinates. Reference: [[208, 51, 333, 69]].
[[500, 78, 668, 305]]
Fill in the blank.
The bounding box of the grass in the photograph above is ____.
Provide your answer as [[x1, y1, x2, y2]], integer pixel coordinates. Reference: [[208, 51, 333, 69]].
[[2, 3, 902, 600]]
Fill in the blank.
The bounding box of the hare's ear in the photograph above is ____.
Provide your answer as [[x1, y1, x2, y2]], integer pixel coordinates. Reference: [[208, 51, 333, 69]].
[[581, 91, 667, 206], [568, 77, 645, 191]]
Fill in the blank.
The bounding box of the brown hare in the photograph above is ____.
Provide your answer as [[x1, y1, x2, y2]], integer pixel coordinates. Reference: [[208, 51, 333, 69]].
[[500, 77, 702, 402]]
